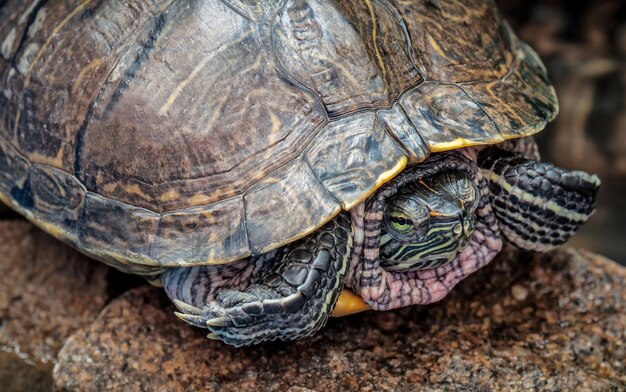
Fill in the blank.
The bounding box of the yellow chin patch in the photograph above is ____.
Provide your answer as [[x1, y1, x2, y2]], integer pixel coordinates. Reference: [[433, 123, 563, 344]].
[[331, 289, 370, 317]]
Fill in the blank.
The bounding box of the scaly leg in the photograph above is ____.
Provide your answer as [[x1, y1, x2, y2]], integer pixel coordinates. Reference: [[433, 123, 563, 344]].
[[162, 213, 352, 346], [478, 147, 600, 252]]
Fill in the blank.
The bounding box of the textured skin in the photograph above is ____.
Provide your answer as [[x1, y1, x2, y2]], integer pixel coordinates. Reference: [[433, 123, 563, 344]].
[[378, 171, 479, 271], [158, 145, 598, 345], [0, 0, 558, 269], [162, 213, 352, 346], [346, 152, 502, 310], [478, 147, 600, 252]]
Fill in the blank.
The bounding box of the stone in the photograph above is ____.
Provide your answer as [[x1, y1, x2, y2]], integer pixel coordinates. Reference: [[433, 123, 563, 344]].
[[0, 352, 52, 392], [0, 221, 116, 390], [53, 247, 626, 391]]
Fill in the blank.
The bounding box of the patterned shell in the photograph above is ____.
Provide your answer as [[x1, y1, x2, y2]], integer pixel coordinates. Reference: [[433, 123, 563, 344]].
[[0, 0, 557, 269]]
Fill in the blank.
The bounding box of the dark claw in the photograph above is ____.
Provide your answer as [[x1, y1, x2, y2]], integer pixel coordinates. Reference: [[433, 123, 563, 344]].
[[172, 299, 202, 315], [174, 312, 207, 328]]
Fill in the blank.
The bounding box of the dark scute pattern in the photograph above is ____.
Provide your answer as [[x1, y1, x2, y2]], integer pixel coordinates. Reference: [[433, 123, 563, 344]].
[[394, 0, 514, 82], [402, 83, 500, 146], [464, 43, 559, 137], [244, 158, 340, 255], [304, 112, 407, 209], [275, 0, 421, 116], [78, 193, 160, 264], [153, 197, 250, 265], [5, 0, 175, 173], [377, 104, 429, 164], [0, 0, 559, 267], [79, 1, 326, 212], [27, 165, 85, 227]]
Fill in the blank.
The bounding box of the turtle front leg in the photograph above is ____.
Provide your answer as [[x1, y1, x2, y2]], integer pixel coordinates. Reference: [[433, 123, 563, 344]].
[[162, 213, 352, 347], [478, 147, 600, 252]]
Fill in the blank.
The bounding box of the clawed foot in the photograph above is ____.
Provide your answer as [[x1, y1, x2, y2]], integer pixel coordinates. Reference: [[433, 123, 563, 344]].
[[172, 285, 308, 346], [163, 214, 352, 346]]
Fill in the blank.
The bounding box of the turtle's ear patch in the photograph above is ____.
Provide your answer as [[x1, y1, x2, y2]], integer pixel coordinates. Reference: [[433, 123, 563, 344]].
[[479, 149, 600, 252]]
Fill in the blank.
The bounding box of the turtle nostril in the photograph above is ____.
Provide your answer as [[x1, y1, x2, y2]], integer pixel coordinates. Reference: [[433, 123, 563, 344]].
[[453, 223, 462, 234], [464, 220, 471, 232]]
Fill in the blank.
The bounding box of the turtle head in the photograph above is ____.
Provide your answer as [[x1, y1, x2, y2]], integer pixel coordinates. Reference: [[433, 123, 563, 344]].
[[379, 171, 479, 271]]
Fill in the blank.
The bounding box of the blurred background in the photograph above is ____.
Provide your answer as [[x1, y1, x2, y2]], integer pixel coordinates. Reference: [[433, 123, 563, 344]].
[[499, 0, 626, 264], [0, 0, 624, 263]]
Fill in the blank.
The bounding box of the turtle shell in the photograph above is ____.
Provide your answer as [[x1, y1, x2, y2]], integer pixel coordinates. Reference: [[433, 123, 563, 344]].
[[0, 0, 557, 269]]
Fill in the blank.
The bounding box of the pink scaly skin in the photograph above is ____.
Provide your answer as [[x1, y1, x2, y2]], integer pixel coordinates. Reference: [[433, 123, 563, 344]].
[[345, 148, 503, 311]]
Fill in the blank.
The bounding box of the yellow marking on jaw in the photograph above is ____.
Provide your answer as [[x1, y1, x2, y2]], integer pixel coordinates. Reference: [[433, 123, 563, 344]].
[[363, 0, 386, 78], [14, 0, 93, 134], [332, 289, 370, 317]]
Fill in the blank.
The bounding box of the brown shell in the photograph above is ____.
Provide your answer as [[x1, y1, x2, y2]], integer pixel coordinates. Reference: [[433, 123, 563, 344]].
[[0, 0, 557, 268]]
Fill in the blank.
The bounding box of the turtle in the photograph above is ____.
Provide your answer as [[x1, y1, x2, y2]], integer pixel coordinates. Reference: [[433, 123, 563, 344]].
[[0, 0, 600, 347]]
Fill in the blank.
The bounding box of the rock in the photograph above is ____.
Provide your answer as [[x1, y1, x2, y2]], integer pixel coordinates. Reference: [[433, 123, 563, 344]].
[[53, 247, 626, 391], [0, 352, 52, 392], [0, 221, 115, 390]]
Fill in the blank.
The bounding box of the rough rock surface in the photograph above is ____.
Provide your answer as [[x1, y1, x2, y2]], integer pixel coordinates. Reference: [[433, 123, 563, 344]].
[[53, 247, 626, 391], [0, 221, 116, 389]]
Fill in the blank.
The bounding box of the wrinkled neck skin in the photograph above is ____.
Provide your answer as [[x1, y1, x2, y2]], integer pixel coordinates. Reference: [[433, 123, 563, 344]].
[[344, 146, 503, 311]]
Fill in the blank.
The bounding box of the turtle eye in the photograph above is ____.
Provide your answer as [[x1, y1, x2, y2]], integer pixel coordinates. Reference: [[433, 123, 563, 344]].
[[389, 212, 413, 234]]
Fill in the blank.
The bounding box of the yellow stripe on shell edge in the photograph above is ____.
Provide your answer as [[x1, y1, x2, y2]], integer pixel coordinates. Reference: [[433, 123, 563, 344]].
[[342, 155, 408, 211], [429, 137, 502, 153]]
